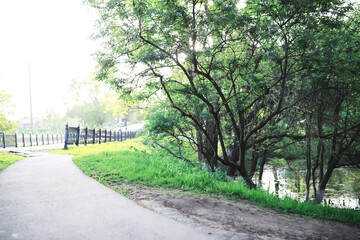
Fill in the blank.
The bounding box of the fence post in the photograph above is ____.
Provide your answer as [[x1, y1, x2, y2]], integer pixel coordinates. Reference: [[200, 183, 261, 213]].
[[36, 134, 38, 146], [64, 124, 69, 149], [56, 134, 59, 144], [93, 129, 96, 144], [109, 130, 112, 142], [104, 129, 107, 143], [47, 134, 50, 145], [22, 133, 25, 147], [30, 133, 33, 146], [15, 133, 18, 148], [52, 134, 54, 144], [2, 132, 5, 148], [99, 129, 102, 144], [76, 126, 80, 146], [85, 127, 88, 146]]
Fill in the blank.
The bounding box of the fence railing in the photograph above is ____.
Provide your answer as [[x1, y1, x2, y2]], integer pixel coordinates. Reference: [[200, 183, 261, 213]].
[[2, 125, 138, 149], [64, 125, 137, 149], [2, 132, 64, 149]]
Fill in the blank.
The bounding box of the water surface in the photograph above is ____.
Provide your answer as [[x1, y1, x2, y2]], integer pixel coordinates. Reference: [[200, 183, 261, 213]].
[[253, 167, 360, 210]]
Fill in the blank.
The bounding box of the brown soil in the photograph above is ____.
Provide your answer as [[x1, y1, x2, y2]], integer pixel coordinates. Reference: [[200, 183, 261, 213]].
[[110, 182, 360, 240]]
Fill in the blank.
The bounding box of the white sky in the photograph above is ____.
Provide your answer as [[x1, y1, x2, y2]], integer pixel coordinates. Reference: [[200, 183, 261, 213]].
[[0, 0, 358, 122], [0, 0, 100, 120]]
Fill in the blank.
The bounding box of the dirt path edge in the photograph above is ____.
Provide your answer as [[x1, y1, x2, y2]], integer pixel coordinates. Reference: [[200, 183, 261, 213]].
[[109, 182, 360, 240]]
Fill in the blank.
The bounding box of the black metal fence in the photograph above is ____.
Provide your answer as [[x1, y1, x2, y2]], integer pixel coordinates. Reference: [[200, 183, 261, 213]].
[[2, 125, 138, 149], [1, 132, 64, 148], [64, 125, 137, 149]]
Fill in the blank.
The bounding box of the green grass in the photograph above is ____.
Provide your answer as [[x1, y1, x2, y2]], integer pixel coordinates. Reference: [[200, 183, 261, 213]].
[[0, 153, 25, 172], [57, 138, 360, 226]]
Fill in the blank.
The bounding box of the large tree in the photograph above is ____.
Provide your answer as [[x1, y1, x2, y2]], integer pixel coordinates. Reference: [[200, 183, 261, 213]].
[[89, 0, 358, 194], [301, 6, 360, 203]]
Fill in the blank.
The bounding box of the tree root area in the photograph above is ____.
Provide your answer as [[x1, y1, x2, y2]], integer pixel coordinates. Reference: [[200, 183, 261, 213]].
[[111, 183, 360, 240]]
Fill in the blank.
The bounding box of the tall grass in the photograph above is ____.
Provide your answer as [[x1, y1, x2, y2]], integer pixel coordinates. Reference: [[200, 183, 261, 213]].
[[58, 138, 360, 226], [0, 153, 25, 172]]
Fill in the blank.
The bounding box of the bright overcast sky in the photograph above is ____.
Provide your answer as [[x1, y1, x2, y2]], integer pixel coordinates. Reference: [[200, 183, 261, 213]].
[[0, 0, 358, 122], [0, 0, 99, 120]]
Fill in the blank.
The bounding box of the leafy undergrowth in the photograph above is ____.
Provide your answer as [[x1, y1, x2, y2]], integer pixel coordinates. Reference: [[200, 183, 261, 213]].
[[57, 138, 360, 226], [0, 153, 25, 172]]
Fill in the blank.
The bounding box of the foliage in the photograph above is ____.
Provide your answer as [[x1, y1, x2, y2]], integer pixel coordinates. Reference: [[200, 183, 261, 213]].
[[88, 0, 360, 203], [57, 139, 360, 225], [39, 108, 65, 132], [144, 101, 197, 162], [67, 98, 113, 128], [0, 90, 17, 133], [65, 79, 144, 128], [0, 153, 25, 172]]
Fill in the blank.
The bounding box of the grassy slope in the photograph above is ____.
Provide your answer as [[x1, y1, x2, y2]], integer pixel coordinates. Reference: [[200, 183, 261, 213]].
[[56, 138, 360, 226], [0, 153, 25, 172]]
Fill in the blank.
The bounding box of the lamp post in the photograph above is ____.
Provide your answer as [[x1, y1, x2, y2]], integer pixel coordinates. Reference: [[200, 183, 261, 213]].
[[28, 62, 34, 134]]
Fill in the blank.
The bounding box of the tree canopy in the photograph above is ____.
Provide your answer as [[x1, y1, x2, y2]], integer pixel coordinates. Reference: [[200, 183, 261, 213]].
[[89, 0, 360, 202], [0, 90, 17, 133]]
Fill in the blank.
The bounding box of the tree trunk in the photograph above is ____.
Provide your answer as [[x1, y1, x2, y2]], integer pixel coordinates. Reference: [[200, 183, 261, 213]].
[[196, 126, 204, 163], [319, 144, 324, 182], [315, 100, 341, 203], [257, 150, 268, 188], [226, 143, 256, 188], [313, 101, 324, 199], [273, 167, 280, 197], [305, 115, 312, 201], [249, 150, 259, 179], [314, 167, 335, 203], [239, 144, 256, 189], [226, 145, 239, 178], [312, 140, 324, 199], [204, 119, 218, 170]]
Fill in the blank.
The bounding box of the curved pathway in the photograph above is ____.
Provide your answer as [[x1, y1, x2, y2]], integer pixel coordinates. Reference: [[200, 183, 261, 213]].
[[0, 152, 250, 240]]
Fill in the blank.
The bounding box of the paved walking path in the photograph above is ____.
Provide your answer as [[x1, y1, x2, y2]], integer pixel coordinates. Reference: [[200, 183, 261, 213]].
[[0, 152, 250, 240]]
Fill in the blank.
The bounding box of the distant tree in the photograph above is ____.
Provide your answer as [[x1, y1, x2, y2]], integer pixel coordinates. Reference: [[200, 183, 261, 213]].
[[66, 99, 113, 128], [40, 108, 65, 132], [65, 79, 142, 128], [0, 90, 17, 133]]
